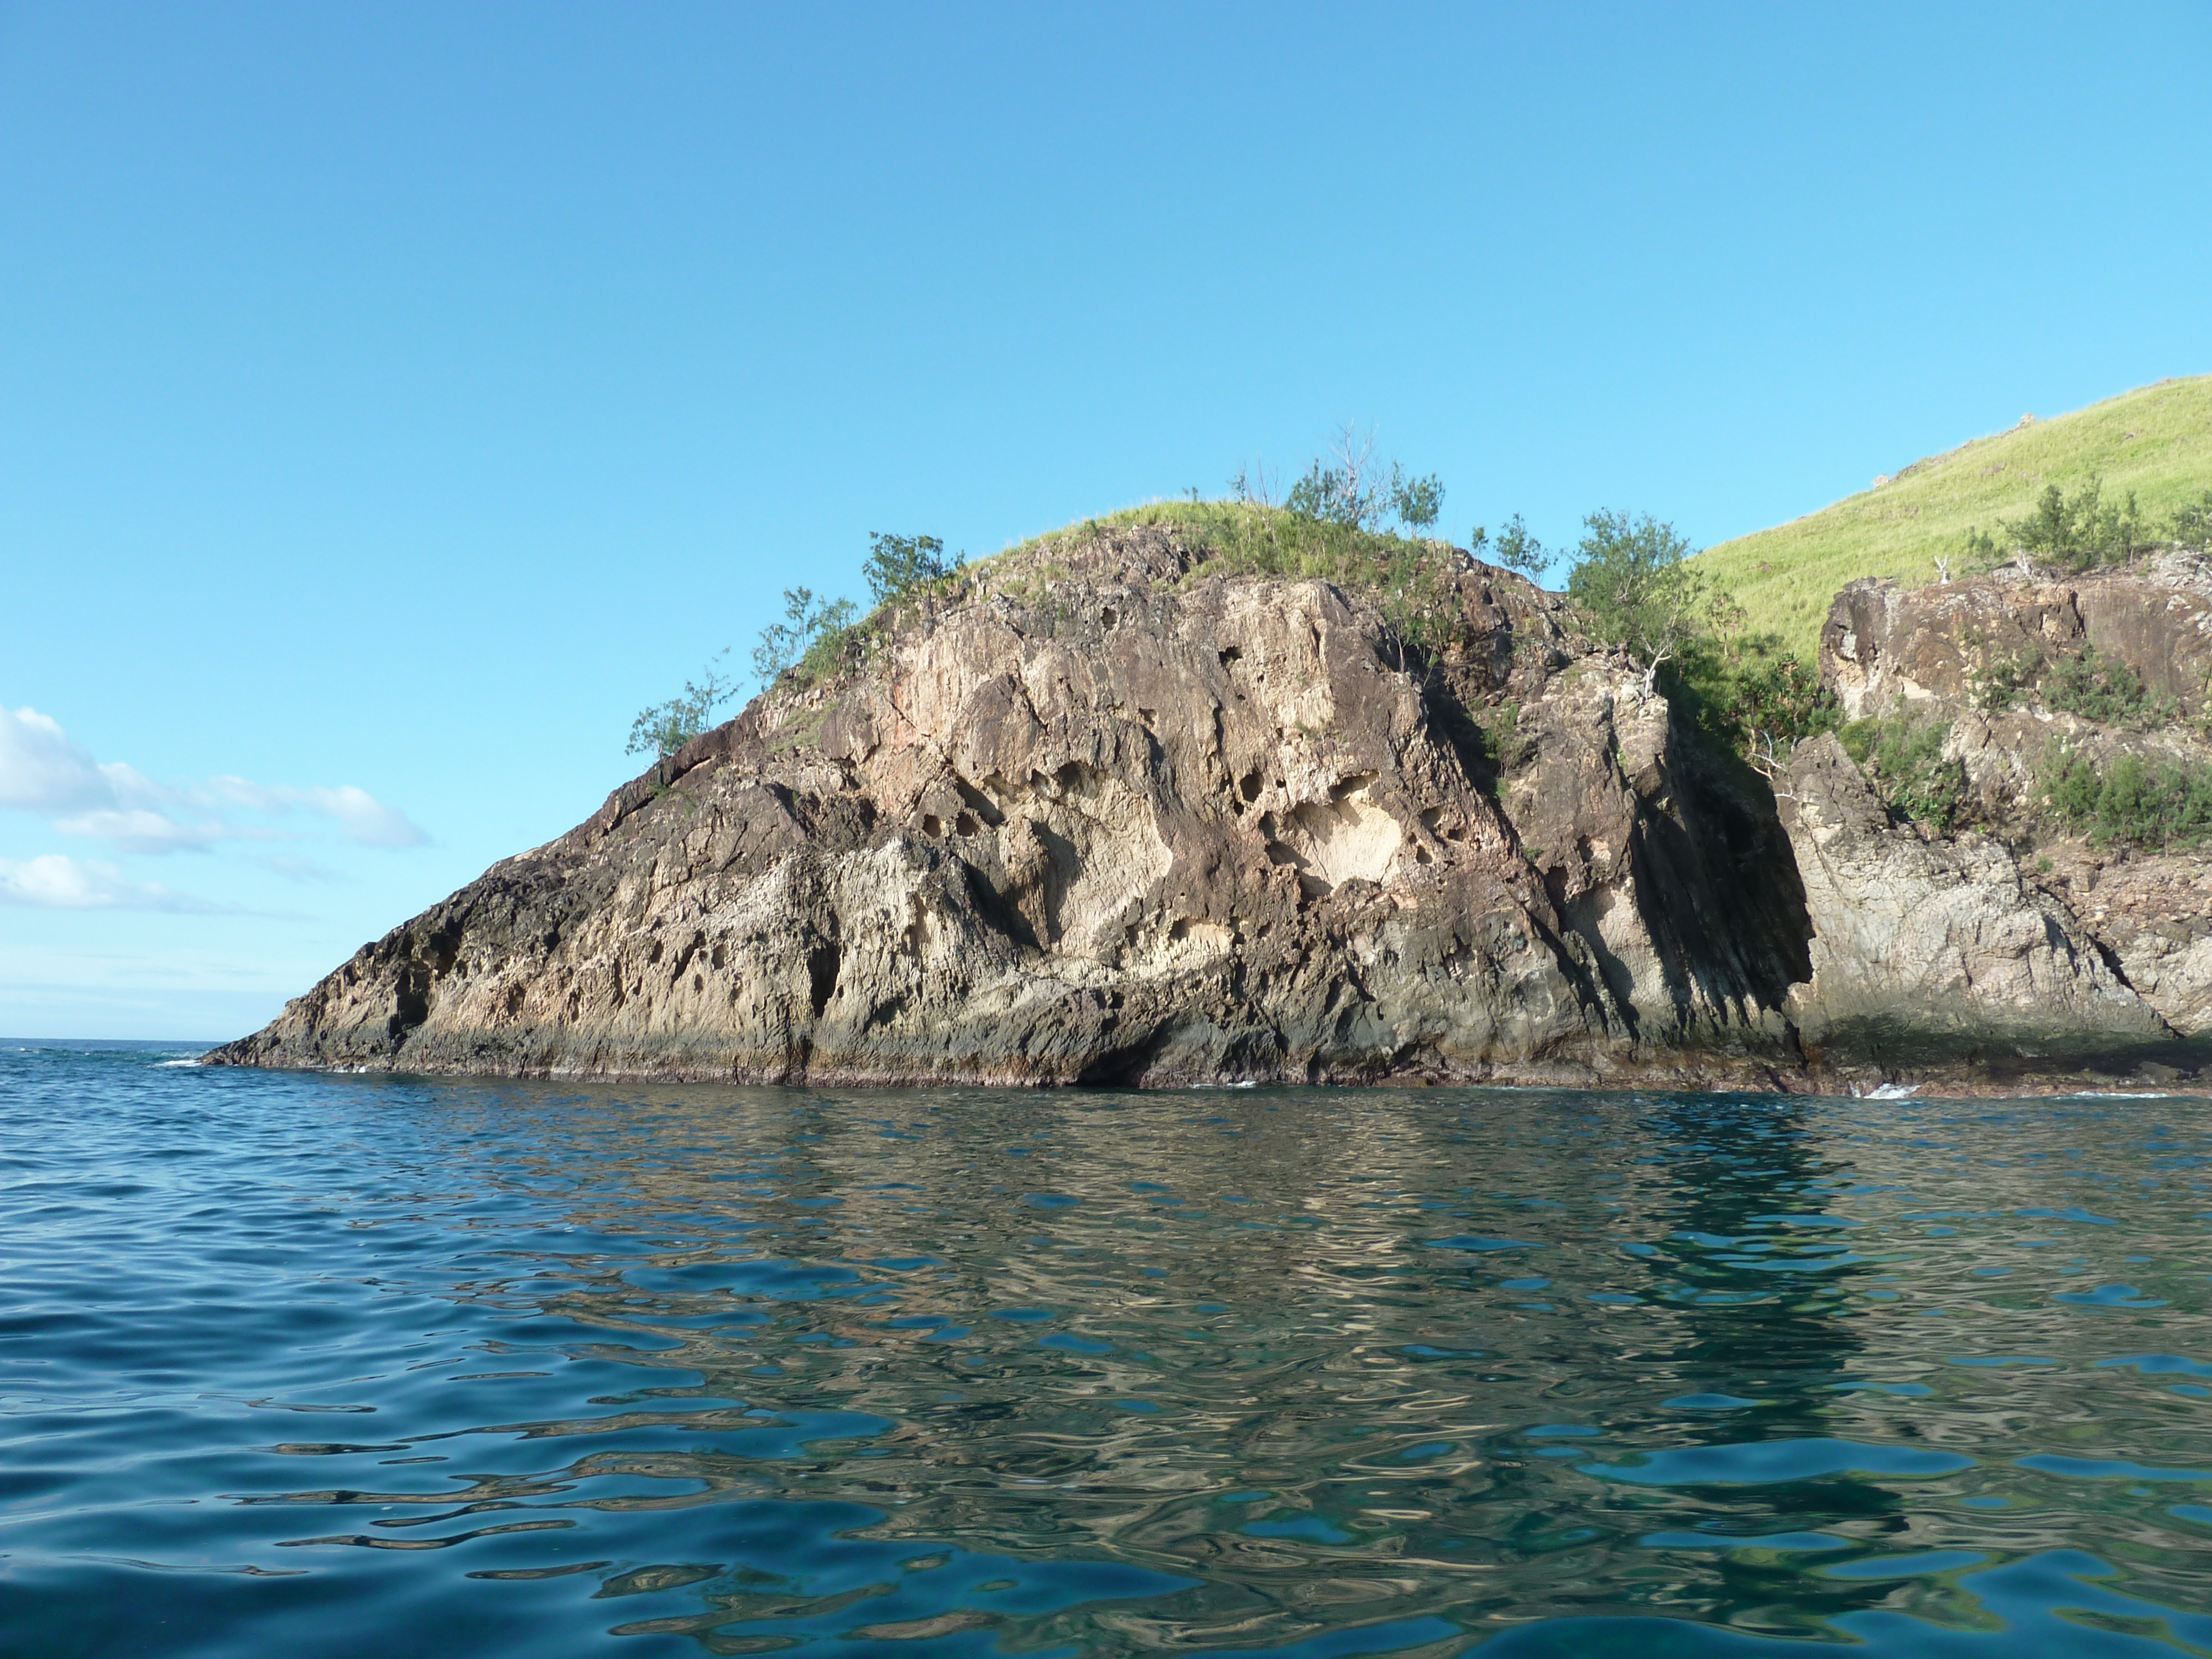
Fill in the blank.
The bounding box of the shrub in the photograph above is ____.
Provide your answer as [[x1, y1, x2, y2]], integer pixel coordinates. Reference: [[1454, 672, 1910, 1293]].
[[1392, 471, 1444, 534], [1997, 474, 2150, 573], [1839, 714, 1968, 832], [1670, 633, 1839, 767], [2171, 489, 2212, 551], [2041, 743, 2212, 848], [1283, 424, 1443, 537], [1473, 514, 1548, 580], [1970, 649, 2036, 712], [2041, 645, 2173, 729], [1721, 638, 1840, 750], [1959, 524, 2005, 573]]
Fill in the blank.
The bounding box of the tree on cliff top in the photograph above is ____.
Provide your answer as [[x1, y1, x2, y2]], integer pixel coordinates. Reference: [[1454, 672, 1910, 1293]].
[[863, 532, 964, 604], [1993, 474, 2150, 573], [626, 650, 738, 761], [1284, 424, 1444, 536], [751, 586, 857, 688], [1567, 510, 1738, 692]]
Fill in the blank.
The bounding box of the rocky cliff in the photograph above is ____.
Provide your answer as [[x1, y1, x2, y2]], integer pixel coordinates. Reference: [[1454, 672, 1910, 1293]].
[[207, 525, 2211, 1091], [1789, 553, 2212, 1070]]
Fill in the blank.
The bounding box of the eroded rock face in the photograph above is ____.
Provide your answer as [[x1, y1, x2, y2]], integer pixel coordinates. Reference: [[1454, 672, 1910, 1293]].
[[1780, 734, 2171, 1058], [207, 526, 1812, 1087], [1806, 559, 2212, 1052], [1825, 554, 2212, 722]]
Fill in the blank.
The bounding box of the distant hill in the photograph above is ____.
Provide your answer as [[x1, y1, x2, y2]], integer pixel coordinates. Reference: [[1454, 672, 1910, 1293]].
[[1695, 374, 2212, 659]]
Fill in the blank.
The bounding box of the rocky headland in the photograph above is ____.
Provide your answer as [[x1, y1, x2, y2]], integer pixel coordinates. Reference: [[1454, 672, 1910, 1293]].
[[206, 524, 2212, 1092]]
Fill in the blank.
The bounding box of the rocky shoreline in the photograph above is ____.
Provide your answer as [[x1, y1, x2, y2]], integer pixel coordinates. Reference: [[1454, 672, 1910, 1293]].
[[205, 526, 2212, 1094]]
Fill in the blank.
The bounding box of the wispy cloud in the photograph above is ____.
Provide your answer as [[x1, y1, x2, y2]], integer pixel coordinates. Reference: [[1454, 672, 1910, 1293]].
[[208, 779, 425, 848], [0, 705, 427, 853], [258, 855, 347, 885], [0, 854, 228, 912]]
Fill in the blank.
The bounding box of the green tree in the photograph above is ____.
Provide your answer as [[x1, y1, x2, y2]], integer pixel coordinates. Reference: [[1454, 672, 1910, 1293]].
[[626, 650, 737, 761], [1840, 714, 1969, 833], [1999, 474, 2148, 573], [1472, 513, 1547, 580], [863, 532, 962, 605], [1285, 425, 1442, 535], [750, 586, 858, 688], [1565, 510, 1734, 691], [1390, 469, 1444, 534], [2171, 489, 2212, 551], [1287, 424, 1381, 526]]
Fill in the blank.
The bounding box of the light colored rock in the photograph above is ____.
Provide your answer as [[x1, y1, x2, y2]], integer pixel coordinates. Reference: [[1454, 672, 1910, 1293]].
[[1814, 559, 2212, 1044], [1780, 733, 2172, 1056]]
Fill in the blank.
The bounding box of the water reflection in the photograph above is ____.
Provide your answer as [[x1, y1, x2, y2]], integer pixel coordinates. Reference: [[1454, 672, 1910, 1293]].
[[3, 1051, 2210, 1656]]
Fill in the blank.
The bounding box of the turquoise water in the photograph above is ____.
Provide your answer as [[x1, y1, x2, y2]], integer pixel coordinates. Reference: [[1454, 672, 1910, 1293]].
[[4, 1045, 2211, 1657]]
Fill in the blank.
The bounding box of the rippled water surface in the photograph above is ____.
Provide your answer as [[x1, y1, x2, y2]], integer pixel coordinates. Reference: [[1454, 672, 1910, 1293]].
[[6, 1046, 2212, 1657]]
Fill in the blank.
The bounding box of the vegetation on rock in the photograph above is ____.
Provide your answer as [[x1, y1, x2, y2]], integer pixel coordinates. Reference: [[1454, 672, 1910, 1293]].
[[1695, 374, 2212, 660], [2042, 744, 2212, 849], [1958, 473, 2153, 575], [1838, 714, 1968, 833], [750, 587, 857, 688], [1565, 510, 1738, 692], [625, 650, 738, 761], [1966, 640, 2182, 731]]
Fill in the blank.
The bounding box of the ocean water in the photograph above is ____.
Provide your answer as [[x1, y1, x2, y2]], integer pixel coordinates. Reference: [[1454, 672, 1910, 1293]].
[[4, 1045, 2211, 1658]]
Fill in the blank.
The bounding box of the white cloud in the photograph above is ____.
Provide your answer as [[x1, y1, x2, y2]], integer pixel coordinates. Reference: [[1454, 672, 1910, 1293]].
[[259, 855, 347, 884], [0, 705, 427, 852], [0, 854, 224, 912], [208, 778, 427, 848], [50, 808, 236, 854], [0, 706, 92, 810]]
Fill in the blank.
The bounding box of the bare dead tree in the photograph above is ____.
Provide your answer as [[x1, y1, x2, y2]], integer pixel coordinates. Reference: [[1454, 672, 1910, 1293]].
[[1746, 730, 1796, 799], [1229, 459, 1279, 508]]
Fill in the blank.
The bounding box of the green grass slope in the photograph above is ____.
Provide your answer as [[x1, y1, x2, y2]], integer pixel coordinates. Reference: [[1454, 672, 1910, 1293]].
[[1695, 374, 2212, 660]]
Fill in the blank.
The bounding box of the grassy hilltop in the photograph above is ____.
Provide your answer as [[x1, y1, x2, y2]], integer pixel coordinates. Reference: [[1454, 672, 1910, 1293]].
[[1695, 374, 2212, 660]]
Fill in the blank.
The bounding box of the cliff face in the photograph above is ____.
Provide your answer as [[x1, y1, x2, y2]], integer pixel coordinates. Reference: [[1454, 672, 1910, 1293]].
[[1787, 554, 2212, 1065], [207, 525, 1815, 1088], [207, 528, 2211, 1091]]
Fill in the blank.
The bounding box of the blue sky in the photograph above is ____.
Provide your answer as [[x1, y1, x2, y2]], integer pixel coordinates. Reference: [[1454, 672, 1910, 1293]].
[[4, 2, 2209, 1039]]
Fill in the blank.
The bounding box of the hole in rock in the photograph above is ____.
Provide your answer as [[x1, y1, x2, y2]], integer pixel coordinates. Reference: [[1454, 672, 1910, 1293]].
[[807, 942, 842, 1018]]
